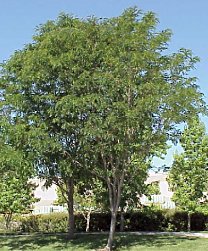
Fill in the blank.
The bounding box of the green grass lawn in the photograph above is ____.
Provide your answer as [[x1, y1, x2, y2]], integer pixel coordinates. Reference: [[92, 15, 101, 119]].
[[0, 233, 207, 251]]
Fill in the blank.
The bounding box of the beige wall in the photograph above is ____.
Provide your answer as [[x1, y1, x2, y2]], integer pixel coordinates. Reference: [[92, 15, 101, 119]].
[[32, 178, 58, 207]]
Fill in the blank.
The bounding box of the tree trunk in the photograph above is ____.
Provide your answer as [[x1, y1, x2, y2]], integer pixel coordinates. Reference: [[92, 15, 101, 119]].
[[106, 211, 117, 251], [100, 153, 125, 251], [187, 212, 191, 232], [105, 173, 124, 251], [67, 177, 74, 239], [4, 213, 12, 230], [86, 210, 91, 232]]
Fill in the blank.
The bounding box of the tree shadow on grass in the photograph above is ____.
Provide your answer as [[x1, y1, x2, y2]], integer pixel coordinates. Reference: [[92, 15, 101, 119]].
[[0, 235, 63, 250], [114, 234, 198, 250], [0, 233, 107, 250], [0, 233, 199, 251]]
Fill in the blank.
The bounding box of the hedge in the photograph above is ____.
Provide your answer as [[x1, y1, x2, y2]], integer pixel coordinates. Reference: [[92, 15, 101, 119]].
[[0, 210, 208, 233]]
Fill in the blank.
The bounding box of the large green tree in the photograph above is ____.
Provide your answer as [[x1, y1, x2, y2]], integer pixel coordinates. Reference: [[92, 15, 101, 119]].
[[0, 7, 206, 250], [0, 14, 95, 238], [169, 120, 208, 231], [80, 9, 206, 249]]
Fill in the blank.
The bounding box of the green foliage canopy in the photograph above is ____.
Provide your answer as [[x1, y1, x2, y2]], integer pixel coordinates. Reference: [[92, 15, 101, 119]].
[[0, 7, 206, 248]]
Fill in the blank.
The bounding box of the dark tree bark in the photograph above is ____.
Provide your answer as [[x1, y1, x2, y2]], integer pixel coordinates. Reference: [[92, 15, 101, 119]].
[[67, 177, 75, 239], [106, 211, 117, 250]]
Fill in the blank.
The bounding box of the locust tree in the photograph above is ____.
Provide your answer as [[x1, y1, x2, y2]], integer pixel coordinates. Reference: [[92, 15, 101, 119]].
[[169, 120, 208, 231], [0, 14, 98, 238], [80, 9, 206, 250], [0, 7, 206, 250]]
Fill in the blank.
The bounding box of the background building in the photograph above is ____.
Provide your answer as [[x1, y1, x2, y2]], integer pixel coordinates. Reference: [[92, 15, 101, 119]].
[[32, 172, 175, 214], [32, 178, 66, 214], [140, 172, 175, 209]]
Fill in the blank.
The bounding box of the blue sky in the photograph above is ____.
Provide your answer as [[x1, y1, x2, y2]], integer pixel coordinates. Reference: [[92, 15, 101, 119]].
[[0, 0, 207, 166]]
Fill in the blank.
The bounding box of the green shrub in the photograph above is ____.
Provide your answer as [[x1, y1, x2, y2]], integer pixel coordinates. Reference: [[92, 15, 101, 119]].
[[123, 210, 167, 231], [38, 213, 68, 232], [0, 215, 5, 231], [89, 212, 111, 231], [18, 213, 68, 233], [191, 212, 207, 231], [19, 215, 39, 232], [0, 209, 207, 233], [166, 210, 187, 231]]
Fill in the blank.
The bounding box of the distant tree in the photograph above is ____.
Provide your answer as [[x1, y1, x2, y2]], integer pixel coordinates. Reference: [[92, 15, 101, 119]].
[[74, 180, 104, 233], [55, 178, 107, 232], [0, 172, 37, 229], [0, 135, 37, 229], [169, 120, 208, 231]]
